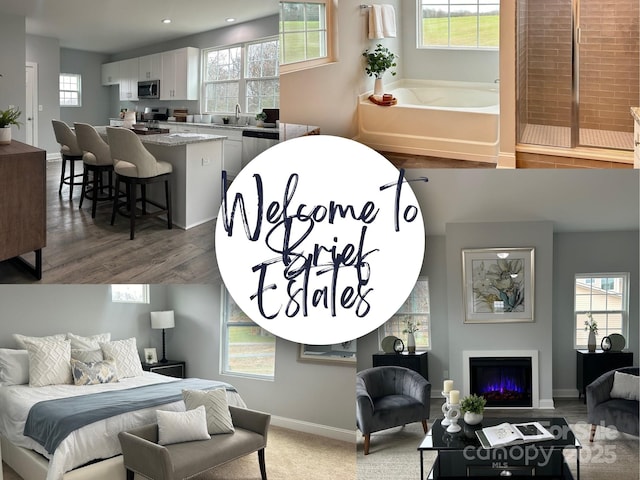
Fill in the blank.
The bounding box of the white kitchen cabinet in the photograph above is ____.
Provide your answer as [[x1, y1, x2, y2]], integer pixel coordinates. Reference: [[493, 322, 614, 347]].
[[101, 61, 120, 86], [138, 53, 162, 81], [160, 47, 199, 101], [198, 126, 243, 178], [119, 58, 139, 101]]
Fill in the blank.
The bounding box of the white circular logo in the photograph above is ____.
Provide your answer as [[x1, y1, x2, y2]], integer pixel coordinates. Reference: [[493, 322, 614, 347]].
[[215, 135, 426, 345]]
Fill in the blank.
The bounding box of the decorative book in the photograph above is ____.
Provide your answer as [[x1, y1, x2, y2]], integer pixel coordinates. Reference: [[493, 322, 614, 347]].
[[475, 421, 555, 449]]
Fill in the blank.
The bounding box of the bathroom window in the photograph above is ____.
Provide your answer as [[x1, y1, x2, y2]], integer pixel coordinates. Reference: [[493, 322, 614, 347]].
[[418, 0, 500, 49], [59, 73, 81, 107], [280, 0, 335, 72]]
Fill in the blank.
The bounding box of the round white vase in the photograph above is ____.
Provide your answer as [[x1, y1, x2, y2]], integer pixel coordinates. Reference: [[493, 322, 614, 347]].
[[464, 412, 483, 425], [374, 77, 384, 95], [0, 126, 11, 145]]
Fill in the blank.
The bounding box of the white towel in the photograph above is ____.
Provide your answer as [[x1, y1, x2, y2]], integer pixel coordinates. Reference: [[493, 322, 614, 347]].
[[368, 4, 396, 39]]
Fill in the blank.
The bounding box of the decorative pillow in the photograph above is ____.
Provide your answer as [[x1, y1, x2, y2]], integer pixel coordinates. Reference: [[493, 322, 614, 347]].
[[67, 332, 111, 350], [100, 337, 144, 379], [156, 405, 211, 445], [70, 359, 118, 385], [182, 388, 235, 435], [71, 349, 104, 363], [23, 339, 72, 387], [13, 333, 66, 350], [610, 371, 640, 401], [0, 349, 29, 386]]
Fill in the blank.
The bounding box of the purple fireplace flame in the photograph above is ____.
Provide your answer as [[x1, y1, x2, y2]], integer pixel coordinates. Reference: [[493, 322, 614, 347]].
[[470, 357, 532, 407], [480, 375, 525, 395]]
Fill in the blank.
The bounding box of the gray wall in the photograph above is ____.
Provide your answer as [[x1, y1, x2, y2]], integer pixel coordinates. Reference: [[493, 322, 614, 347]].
[[0, 14, 27, 143]]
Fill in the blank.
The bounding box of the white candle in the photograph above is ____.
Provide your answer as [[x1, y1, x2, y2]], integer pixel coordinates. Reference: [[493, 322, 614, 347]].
[[443, 380, 453, 393], [449, 390, 460, 404]]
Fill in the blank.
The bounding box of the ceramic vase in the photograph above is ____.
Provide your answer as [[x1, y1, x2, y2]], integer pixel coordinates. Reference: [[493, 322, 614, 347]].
[[0, 127, 11, 145], [464, 411, 483, 425], [407, 332, 416, 354], [588, 330, 596, 352], [374, 77, 384, 96]]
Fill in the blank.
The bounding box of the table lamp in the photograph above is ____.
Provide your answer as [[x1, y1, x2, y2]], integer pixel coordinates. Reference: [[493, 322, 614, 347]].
[[150, 310, 175, 363]]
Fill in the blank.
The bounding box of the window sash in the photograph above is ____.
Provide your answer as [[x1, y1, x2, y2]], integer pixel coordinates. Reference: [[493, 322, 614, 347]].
[[379, 278, 431, 350], [111, 284, 149, 304], [280, 0, 332, 68], [59, 73, 81, 107]]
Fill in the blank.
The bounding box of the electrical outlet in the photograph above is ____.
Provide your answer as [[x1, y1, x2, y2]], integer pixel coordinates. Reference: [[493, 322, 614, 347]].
[[443, 370, 449, 379], [201, 158, 211, 166], [38, 105, 43, 112]]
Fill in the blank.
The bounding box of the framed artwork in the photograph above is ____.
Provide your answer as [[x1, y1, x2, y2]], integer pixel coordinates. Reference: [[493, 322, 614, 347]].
[[144, 348, 158, 364], [298, 341, 356, 365], [462, 247, 535, 323]]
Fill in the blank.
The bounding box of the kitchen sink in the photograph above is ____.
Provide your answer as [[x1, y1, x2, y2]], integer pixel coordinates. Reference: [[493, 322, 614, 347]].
[[210, 122, 248, 129]]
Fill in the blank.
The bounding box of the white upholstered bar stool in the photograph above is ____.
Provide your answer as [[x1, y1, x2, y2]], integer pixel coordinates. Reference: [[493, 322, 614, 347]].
[[74, 123, 114, 218], [52, 119, 84, 200], [106, 127, 173, 240]]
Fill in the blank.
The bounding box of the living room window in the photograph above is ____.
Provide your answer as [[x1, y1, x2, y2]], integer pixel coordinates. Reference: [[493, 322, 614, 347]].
[[202, 37, 279, 115], [111, 284, 149, 304], [574, 273, 629, 348], [59, 73, 82, 107], [379, 278, 431, 350], [418, 0, 500, 49], [221, 285, 276, 380]]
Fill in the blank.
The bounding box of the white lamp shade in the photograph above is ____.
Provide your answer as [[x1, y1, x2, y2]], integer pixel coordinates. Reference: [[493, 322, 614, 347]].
[[150, 311, 175, 329]]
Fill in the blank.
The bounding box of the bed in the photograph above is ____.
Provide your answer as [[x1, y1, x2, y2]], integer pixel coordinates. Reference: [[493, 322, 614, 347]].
[[0, 372, 246, 480]]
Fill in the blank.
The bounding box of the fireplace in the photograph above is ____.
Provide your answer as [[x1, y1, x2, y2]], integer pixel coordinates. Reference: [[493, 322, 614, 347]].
[[469, 356, 532, 407]]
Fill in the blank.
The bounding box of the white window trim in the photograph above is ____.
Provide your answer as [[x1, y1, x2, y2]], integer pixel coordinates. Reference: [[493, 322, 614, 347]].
[[110, 284, 150, 304], [59, 73, 82, 107]]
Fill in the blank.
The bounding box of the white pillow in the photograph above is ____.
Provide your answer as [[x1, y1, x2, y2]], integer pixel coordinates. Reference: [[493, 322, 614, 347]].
[[156, 405, 211, 445], [67, 332, 111, 350], [610, 371, 640, 401], [71, 349, 104, 363], [0, 349, 29, 386], [100, 338, 143, 379], [23, 339, 72, 387], [183, 389, 235, 435], [13, 333, 66, 349]]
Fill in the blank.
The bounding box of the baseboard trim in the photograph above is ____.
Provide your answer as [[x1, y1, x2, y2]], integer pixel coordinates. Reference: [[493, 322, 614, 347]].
[[47, 153, 61, 162], [270, 415, 356, 444], [539, 398, 555, 409], [553, 389, 580, 398]]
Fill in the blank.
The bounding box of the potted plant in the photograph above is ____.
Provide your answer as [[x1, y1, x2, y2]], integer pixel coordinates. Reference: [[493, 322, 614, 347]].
[[362, 44, 398, 95], [222, 116, 230, 125], [255, 111, 267, 127], [584, 312, 598, 352], [460, 393, 486, 425], [0, 106, 22, 145], [402, 319, 420, 354]]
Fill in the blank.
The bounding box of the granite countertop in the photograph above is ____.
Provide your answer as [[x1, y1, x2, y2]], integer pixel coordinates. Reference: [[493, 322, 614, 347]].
[[631, 107, 640, 123], [96, 126, 226, 146]]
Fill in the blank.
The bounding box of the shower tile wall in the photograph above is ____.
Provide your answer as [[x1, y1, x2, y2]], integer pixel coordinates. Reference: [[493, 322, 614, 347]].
[[516, 0, 528, 139]]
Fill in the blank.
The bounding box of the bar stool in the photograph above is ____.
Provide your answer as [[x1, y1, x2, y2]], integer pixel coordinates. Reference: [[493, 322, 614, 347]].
[[74, 123, 114, 218], [52, 119, 84, 200], [106, 127, 173, 240]]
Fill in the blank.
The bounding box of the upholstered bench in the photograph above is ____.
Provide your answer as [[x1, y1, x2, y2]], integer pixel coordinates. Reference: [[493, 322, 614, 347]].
[[118, 406, 270, 480]]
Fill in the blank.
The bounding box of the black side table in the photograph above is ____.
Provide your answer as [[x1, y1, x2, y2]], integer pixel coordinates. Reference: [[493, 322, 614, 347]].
[[142, 360, 186, 378], [576, 350, 633, 402], [372, 351, 429, 380]]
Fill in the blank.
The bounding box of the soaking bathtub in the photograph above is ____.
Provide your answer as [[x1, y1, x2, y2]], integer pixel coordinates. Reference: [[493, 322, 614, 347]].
[[357, 79, 500, 163]]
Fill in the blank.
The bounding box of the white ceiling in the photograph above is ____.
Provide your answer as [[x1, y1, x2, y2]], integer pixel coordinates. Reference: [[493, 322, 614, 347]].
[[1, 0, 278, 54], [404, 169, 639, 236]]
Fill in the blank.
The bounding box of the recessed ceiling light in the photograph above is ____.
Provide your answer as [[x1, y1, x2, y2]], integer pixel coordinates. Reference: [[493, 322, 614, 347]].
[[161, 18, 172, 24], [225, 18, 236, 22]]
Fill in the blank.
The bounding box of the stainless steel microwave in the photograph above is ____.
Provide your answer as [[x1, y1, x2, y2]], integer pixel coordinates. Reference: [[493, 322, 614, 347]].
[[138, 80, 159, 99]]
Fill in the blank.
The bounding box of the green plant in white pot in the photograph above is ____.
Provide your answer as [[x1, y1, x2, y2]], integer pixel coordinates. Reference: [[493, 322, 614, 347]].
[[460, 393, 486, 425], [362, 44, 397, 95], [0, 106, 22, 145]]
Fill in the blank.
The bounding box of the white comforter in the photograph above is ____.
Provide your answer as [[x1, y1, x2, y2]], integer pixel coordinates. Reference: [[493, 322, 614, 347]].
[[0, 372, 246, 480]]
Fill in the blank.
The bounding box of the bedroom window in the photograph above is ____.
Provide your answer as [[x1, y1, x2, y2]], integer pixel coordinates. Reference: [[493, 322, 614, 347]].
[[574, 273, 629, 349], [418, 0, 500, 49], [221, 285, 276, 380], [379, 278, 431, 350], [111, 285, 150, 304], [59, 73, 82, 106]]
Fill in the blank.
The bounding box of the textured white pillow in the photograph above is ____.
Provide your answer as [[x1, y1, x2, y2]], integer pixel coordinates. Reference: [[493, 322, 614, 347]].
[[100, 338, 144, 379], [183, 388, 235, 434], [23, 339, 72, 387], [71, 349, 104, 363], [67, 332, 111, 350], [0, 349, 29, 386], [610, 371, 640, 401], [156, 405, 211, 445], [13, 333, 66, 349]]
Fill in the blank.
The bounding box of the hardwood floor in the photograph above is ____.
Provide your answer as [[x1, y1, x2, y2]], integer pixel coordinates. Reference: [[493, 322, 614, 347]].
[[0, 160, 220, 284], [380, 151, 496, 169]]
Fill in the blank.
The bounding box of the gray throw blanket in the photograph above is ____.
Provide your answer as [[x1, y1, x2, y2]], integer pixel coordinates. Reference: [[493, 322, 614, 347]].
[[24, 378, 236, 453]]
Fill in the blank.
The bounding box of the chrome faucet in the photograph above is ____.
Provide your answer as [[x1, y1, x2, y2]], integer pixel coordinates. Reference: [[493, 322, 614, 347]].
[[235, 104, 241, 124]]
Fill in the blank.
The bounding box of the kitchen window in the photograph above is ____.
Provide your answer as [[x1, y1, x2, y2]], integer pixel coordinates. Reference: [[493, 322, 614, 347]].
[[280, 0, 335, 72], [221, 284, 276, 380], [202, 37, 279, 115], [418, 0, 500, 49], [59, 73, 82, 107]]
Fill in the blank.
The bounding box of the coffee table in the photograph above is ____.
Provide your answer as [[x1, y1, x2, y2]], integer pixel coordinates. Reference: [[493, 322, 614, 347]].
[[418, 417, 581, 479]]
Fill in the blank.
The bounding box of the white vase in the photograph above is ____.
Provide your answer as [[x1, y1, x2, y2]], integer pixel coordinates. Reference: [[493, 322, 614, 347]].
[[374, 77, 384, 96], [407, 332, 416, 354], [464, 412, 483, 425], [0, 126, 11, 145]]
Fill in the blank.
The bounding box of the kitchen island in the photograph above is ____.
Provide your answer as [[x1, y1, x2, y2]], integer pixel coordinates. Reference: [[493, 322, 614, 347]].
[[96, 127, 226, 230]]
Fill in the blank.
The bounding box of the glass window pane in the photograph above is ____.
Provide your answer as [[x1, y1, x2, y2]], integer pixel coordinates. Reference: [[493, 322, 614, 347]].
[[111, 284, 149, 303], [226, 326, 276, 377]]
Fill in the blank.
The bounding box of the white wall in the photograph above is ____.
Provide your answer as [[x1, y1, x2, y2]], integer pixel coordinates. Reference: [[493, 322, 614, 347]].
[[0, 13, 27, 143]]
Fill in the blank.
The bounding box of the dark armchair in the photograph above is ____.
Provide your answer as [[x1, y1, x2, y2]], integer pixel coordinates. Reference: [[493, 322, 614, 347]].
[[587, 366, 639, 442], [356, 366, 431, 454]]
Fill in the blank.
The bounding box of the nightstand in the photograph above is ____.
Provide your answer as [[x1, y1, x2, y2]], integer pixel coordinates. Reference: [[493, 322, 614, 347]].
[[142, 360, 186, 378], [576, 350, 633, 402], [373, 351, 429, 380]]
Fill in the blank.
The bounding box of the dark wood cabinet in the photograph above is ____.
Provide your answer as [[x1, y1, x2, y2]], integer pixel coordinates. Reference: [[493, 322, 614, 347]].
[[0, 140, 46, 279], [373, 351, 429, 380], [576, 350, 633, 402], [142, 360, 186, 378]]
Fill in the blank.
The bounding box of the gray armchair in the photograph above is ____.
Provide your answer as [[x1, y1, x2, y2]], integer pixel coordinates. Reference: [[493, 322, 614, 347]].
[[587, 366, 639, 442], [356, 366, 431, 454]]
